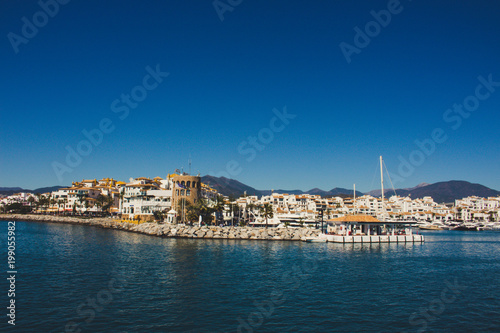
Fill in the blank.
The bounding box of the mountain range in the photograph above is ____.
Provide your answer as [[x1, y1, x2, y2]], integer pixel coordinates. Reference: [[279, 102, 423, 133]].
[[201, 176, 500, 203], [0, 186, 66, 196], [2, 178, 499, 204]]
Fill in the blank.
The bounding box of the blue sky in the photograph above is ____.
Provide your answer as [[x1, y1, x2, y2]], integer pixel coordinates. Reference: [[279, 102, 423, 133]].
[[1, 0, 499, 192]]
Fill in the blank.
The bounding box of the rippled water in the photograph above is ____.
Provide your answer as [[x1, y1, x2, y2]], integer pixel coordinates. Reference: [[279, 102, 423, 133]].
[[1, 221, 500, 332]]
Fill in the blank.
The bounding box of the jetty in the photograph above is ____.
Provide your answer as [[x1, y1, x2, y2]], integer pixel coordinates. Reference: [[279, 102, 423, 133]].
[[323, 214, 424, 243], [0, 214, 320, 241]]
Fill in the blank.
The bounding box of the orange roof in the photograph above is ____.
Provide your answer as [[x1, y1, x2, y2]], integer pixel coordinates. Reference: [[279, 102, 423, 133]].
[[330, 214, 381, 223]]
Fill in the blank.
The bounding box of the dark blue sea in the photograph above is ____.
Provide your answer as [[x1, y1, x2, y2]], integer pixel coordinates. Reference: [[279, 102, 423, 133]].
[[1, 221, 500, 332]]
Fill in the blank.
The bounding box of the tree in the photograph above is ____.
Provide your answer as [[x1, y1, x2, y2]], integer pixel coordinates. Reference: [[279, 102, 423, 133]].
[[246, 203, 256, 223], [194, 198, 215, 225], [57, 199, 64, 214], [4, 202, 32, 214], [153, 210, 166, 223], [27, 196, 35, 208], [96, 194, 113, 215], [77, 195, 86, 213], [229, 201, 240, 226], [213, 195, 225, 225], [49, 197, 55, 210], [262, 203, 273, 229]]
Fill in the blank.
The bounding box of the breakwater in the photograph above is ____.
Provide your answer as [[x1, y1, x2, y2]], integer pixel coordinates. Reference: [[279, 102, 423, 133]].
[[0, 214, 320, 241]]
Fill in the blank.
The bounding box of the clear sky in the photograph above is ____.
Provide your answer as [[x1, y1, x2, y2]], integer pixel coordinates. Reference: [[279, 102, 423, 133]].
[[1, 0, 499, 192]]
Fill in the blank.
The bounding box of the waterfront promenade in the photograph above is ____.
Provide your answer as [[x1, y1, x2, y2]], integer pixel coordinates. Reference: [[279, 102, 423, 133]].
[[0, 214, 320, 241]]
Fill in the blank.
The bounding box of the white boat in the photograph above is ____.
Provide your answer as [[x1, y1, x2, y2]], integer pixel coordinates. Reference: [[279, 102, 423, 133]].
[[277, 213, 317, 228], [301, 235, 327, 243], [418, 223, 444, 230], [301, 237, 327, 243]]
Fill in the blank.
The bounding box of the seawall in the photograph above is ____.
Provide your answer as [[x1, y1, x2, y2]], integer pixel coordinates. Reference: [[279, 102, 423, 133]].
[[0, 214, 320, 241]]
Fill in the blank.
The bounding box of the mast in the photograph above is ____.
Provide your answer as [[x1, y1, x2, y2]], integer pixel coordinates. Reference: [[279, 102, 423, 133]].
[[380, 156, 384, 203], [380, 156, 385, 220], [353, 183, 356, 213]]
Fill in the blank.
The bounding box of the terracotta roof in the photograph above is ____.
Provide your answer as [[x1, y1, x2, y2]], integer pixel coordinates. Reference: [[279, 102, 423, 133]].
[[330, 214, 381, 223]]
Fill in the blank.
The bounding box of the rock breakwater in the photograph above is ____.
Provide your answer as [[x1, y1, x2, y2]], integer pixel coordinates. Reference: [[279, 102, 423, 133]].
[[0, 214, 320, 241]]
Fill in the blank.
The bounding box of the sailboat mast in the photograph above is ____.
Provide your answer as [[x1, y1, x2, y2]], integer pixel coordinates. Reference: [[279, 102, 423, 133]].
[[353, 183, 356, 213], [380, 156, 384, 204]]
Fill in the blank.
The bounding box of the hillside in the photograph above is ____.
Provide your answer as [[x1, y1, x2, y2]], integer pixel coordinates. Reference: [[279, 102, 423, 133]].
[[0, 186, 66, 196], [200, 177, 499, 203], [200, 176, 263, 198], [3, 179, 498, 204], [395, 181, 500, 203], [201, 176, 362, 198]]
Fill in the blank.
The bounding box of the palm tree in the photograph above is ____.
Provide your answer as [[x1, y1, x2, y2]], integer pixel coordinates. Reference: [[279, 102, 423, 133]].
[[184, 198, 213, 225], [119, 191, 125, 214], [77, 195, 86, 214], [63, 197, 68, 215], [213, 195, 225, 225], [27, 196, 35, 211], [57, 199, 64, 214], [96, 194, 113, 215], [246, 203, 256, 223], [262, 203, 273, 229], [96, 194, 106, 213], [50, 197, 57, 214]]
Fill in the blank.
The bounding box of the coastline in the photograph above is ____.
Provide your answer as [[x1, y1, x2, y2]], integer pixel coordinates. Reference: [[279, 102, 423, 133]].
[[0, 214, 320, 241]]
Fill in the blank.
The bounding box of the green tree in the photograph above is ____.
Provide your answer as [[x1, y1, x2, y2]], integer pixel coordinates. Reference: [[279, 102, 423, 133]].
[[96, 194, 113, 215], [212, 195, 225, 225], [5, 202, 32, 214], [262, 203, 274, 229], [153, 210, 166, 223]]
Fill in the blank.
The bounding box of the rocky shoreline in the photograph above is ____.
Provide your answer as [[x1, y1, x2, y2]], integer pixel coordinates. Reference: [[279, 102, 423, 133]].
[[0, 214, 320, 241]]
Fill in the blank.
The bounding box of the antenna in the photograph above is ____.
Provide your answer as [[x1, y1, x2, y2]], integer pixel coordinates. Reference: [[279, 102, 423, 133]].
[[189, 154, 192, 175]]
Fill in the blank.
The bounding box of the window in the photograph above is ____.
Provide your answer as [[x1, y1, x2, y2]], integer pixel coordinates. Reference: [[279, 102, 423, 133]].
[[181, 190, 185, 196], [181, 181, 186, 186], [186, 181, 191, 187], [186, 190, 191, 196]]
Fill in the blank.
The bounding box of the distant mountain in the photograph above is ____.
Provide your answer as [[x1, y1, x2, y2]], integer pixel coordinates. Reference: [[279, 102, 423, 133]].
[[33, 186, 66, 194], [366, 181, 499, 203], [0, 186, 66, 196], [3, 179, 498, 204], [392, 181, 500, 203], [202, 177, 500, 203], [259, 189, 305, 196], [0, 187, 24, 193], [327, 187, 364, 197], [201, 176, 262, 198], [201, 176, 362, 198], [366, 182, 430, 197]]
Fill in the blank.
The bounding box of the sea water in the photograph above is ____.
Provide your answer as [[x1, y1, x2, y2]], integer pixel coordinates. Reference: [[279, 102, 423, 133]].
[[1, 221, 499, 332]]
